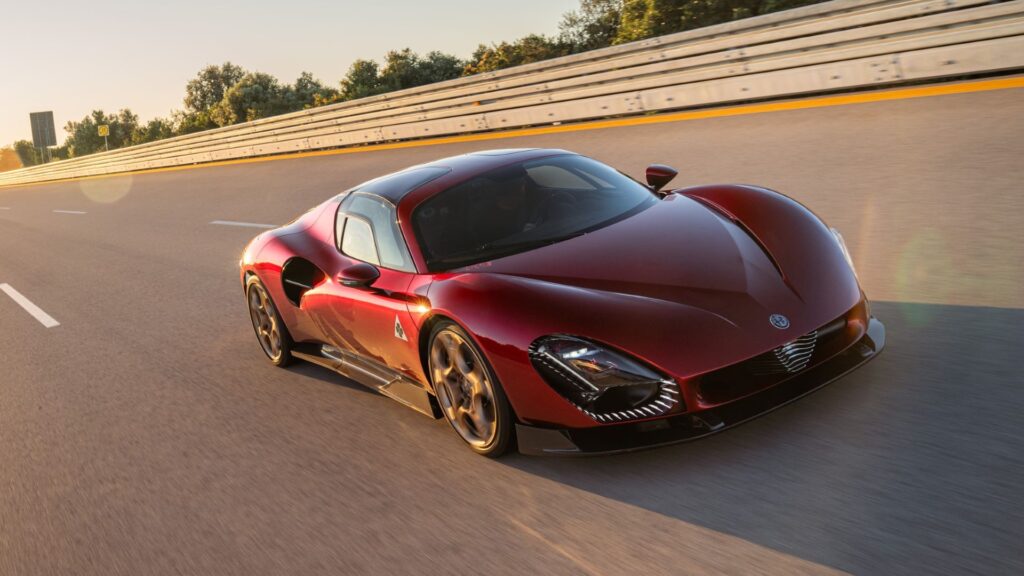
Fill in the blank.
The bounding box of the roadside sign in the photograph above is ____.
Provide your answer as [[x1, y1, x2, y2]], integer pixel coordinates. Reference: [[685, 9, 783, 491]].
[[98, 125, 110, 137], [29, 112, 57, 148]]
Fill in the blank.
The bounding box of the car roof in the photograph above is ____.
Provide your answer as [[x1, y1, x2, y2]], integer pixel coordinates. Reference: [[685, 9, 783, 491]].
[[345, 148, 573, 204]]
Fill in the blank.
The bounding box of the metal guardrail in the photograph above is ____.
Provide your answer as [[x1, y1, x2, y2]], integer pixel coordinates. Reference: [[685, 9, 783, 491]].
[[2, 0, 1022, 186]]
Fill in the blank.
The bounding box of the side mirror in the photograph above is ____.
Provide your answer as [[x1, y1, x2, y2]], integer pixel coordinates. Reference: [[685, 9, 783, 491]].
[[646, 164, 678, 193], [338, 262, 380, 289]]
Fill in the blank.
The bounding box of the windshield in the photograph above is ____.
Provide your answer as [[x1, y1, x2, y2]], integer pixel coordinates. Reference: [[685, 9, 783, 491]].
[[413, 154, 657, 270]]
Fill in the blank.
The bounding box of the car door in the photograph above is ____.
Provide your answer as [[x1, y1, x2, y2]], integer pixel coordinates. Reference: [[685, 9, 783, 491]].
[[307, 192, 424, 381]]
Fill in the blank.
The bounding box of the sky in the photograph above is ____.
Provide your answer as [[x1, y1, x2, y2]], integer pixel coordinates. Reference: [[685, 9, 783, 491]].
[[0, 0, 577, 147]]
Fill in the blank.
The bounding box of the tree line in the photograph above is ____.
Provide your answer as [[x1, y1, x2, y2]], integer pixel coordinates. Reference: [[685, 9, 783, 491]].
[[7, 0, 822, 169]]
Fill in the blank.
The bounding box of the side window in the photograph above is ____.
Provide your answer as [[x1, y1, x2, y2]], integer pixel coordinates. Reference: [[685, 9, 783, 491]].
[[340, 217, 380, 265], [335, 193, 415, 272]]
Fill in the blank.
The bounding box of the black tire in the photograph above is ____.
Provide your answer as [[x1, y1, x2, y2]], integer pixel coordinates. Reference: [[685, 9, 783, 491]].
[[428, 321, 515, 457], [246, 275, 293, 367]]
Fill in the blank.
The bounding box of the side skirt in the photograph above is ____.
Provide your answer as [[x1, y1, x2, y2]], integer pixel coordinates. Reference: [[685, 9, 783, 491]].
[[292, 343, 441, 419]]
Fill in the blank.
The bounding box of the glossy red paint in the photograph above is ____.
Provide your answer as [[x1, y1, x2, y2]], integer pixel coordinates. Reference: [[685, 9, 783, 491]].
[[240, 149, 881, 440], [645, 164, 678, 191], [243, 198, 427, 384]]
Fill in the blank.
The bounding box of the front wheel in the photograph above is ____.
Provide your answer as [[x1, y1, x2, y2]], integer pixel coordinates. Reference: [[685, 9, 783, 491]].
[[428, 322, 514, 457], [246, 276, 293, 367]]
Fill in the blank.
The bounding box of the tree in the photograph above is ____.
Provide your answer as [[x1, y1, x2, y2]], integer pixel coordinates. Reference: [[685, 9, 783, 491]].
[[375, 49, 463, 92], [179, 62, 247, 132], [209, 72, 291, 126], [340, 59, 384, 101], [613, 0, 825, 44], [291, 71, 339, 109], [463, 35, 572, 75], [110, 109, 140, 148], [615, 0, 685, 43], [49, 145, 70, 161], [0, 147, 22, 172], [172, 109, 215, 135], [560, 0, 623, 51], [131, 118, 175, 145], [184, 62, 247, 114], [63, 109, 139, 156], [12, 140, 40, 167], [336, 49, 464, 102], [679, 0, 823, 30], [10, 0, 831, 156], [416, 51, 465, 85], [312, 91, 343, 108], [377, 49, 423, 93]]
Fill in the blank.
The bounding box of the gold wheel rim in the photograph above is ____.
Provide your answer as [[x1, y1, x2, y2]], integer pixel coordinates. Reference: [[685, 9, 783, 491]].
[[248, 284, 282, 360], [430, 329, 497, 447]]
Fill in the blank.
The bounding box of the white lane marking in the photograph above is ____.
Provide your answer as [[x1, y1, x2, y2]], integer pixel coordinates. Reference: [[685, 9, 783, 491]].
[[53, 210, 86, 215], [0, 207, 11, 210], [210, 220, 277, 229], [0, 284, 60, 328]]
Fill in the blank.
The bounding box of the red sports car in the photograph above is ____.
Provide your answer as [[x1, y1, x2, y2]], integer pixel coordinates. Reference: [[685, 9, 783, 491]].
[[240, 148, 884, 456]]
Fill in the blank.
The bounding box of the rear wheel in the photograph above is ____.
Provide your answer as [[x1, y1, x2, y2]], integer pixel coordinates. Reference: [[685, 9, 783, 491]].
[[246, 276, 293, 367], [428, 322, 514, 457]]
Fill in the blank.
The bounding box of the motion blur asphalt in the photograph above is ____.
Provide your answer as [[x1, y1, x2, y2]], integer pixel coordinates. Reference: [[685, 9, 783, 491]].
[[1, 84, 1022, 575]]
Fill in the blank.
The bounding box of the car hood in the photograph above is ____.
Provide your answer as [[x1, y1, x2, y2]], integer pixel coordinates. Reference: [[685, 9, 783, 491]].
[[472, 194, 802, 324], [454, 194, 860, 375]]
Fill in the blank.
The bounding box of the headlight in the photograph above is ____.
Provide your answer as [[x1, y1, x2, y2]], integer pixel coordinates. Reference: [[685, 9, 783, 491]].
[[830, 227, 857, 277], [529, 335, 680, 422]]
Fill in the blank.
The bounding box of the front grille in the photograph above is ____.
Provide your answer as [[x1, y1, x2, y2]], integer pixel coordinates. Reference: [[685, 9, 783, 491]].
[[748, 330, 818, 375], [697, 316, 848, 406]]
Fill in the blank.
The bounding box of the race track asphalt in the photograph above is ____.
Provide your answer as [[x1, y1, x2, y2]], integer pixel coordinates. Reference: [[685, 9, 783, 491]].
[[1, 85, 1022, 575]]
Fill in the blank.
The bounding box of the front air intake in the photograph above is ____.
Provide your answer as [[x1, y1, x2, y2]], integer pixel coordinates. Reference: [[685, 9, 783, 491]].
[[697, 315, 849, 405], [748, 331, 818, 375]]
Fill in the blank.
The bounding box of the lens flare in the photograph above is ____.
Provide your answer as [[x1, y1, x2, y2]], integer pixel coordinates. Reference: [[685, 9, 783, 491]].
[[80, 175, 133, 204]]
